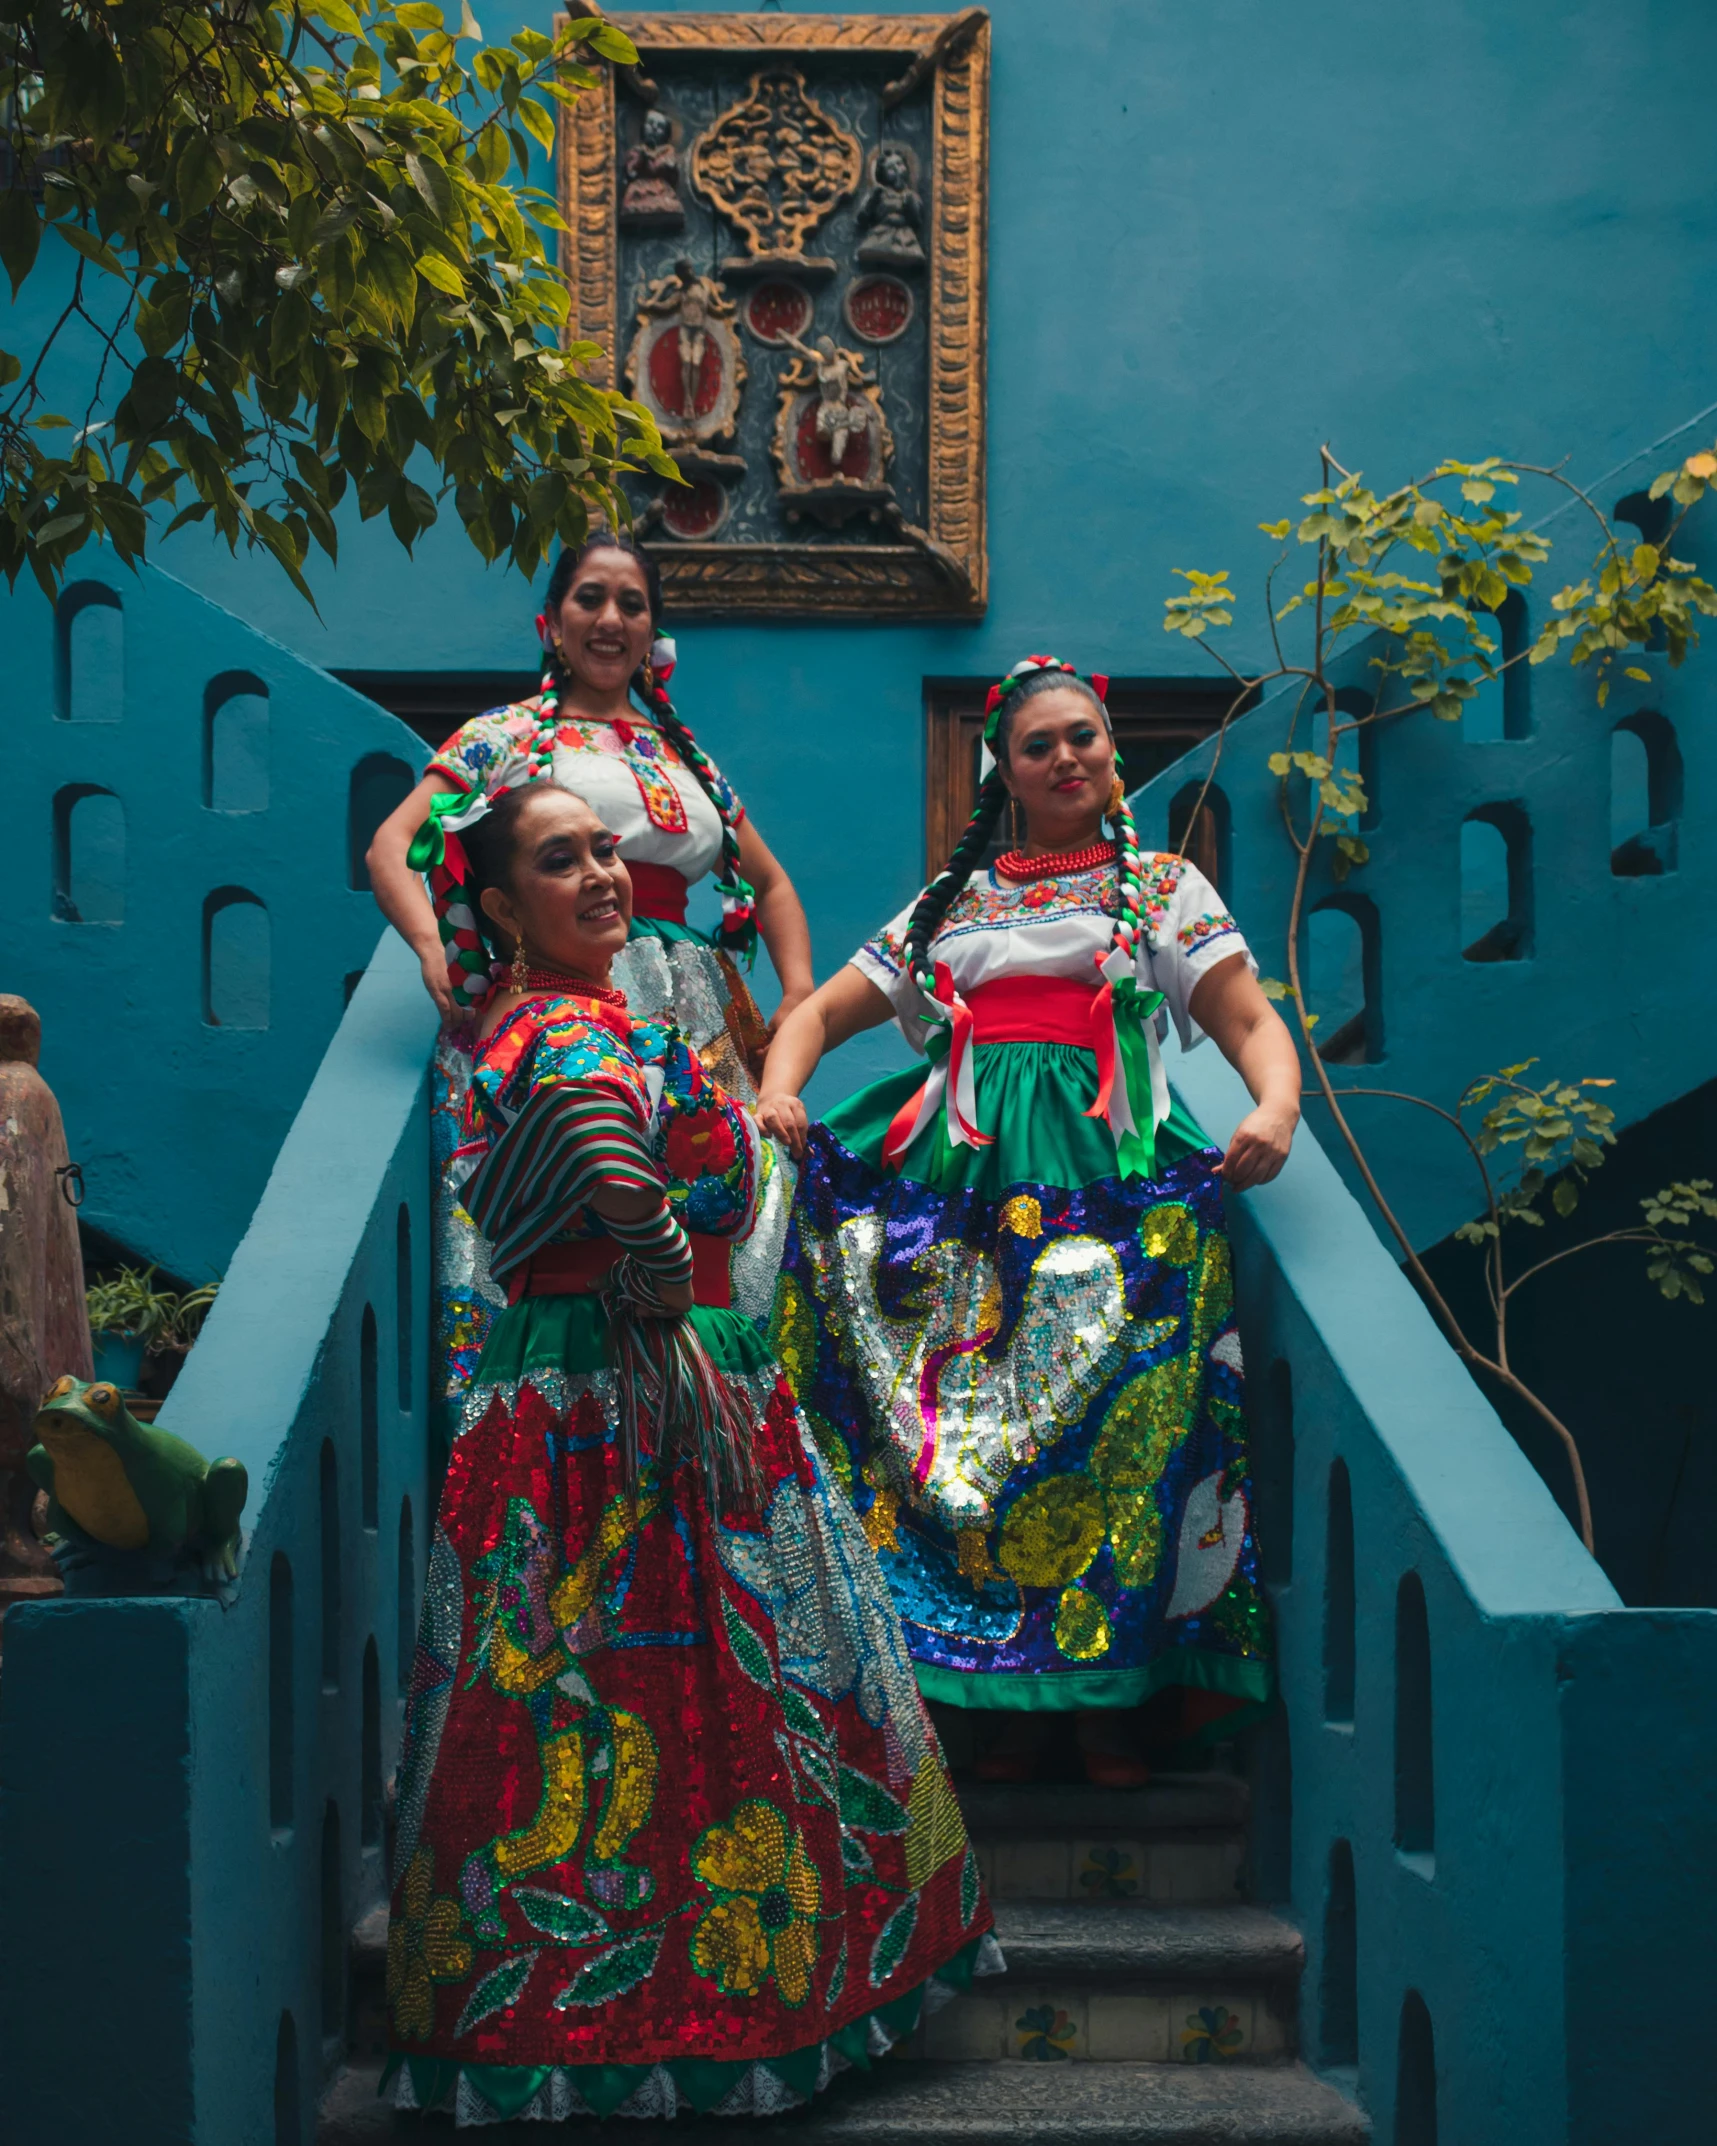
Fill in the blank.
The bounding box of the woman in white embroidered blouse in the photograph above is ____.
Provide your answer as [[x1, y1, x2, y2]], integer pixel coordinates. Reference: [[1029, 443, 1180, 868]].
[[757, 657, 1300, 1786]]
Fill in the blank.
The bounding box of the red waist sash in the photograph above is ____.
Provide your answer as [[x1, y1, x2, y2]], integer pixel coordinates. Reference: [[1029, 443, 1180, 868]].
[[505, 1231, 731, 1309], [966, 974, 1100, 1049], [625, 860, 689, 924]]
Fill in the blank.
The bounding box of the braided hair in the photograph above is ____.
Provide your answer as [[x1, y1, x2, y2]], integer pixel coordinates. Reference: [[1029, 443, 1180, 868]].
[[902, 662, 1148, 1010], [543, 533, 757, 961]]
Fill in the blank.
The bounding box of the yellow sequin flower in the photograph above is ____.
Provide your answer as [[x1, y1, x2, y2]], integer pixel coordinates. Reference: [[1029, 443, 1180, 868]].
[[996, 1475, 1106, 1590], [387, 1847, 476, 2042], [690, 1798, 823, 2007], [1054, 1584, 1113, 1660], [999, 1194, 1043, 1240]]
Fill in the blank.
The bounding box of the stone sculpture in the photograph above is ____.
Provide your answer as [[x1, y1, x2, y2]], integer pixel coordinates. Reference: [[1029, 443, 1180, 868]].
[[619, 107, 685, 233], [856, 142, 925, 268], [0, 995, 91, 1625]]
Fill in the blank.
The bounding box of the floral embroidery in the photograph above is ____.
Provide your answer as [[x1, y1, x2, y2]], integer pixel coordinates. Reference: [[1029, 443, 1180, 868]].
[[689, 1798, 823, 2006], [1177, 909, 1241, 954], [666, 1107, 739, 1181], [388, 1847, 476, 2041]]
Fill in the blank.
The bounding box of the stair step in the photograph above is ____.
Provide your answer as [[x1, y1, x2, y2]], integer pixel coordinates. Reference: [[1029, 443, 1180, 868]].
[[320, 2058, 1368, 2144], [959, 1775, 1249, 1839], [992, 1902, 1302, 1983]]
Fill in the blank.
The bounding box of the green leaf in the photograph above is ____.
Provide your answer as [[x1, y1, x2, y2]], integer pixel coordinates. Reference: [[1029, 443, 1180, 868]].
[[586, 21, 640, 61], [721, 1595, 777, 1695], [1624, 666, 1652, 682], [0, 191, 42, 298], [1551, 1179, 1578, 1218], [55, 222, 125, 279], [551, 1931, 662, 2009], [1632, 543, 1660, 582], [406, 151, 456, 222], [454, 1950, 538, 2036], [838, 1764, 908, 1836], [517, 97, 556, 152], [314, 0, 363, 29], [514, 1889, 613, 1947], [868, 1891, 918, 1987], [415, 251, 465, 295], [174, 134, 225, 220], [780, 1682, 826, 1745], [0, 348, 19, 388]]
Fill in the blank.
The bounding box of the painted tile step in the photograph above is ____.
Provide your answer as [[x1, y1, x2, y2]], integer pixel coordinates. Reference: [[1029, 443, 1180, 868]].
[[319, 2058, 1369, 2145], [958, 1775, 1249, 1840], [975, 1830, 1244, 1905]]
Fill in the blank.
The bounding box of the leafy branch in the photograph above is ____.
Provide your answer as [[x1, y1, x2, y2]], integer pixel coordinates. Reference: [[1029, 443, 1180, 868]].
[[1161, 442, 1717, 1553], [0, 0, 676, 600]]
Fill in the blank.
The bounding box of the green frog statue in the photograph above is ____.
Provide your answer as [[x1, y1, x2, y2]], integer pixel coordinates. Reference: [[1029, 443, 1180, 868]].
[[28, 1375, 248, 1591]]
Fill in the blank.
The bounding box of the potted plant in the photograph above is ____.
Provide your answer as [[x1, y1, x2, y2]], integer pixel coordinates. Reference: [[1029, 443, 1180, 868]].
[[84, 1267, 220, 1400]]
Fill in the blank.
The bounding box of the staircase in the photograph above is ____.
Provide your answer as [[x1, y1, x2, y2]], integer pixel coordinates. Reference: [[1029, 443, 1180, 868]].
[[318, 1760, 1366, 2143]]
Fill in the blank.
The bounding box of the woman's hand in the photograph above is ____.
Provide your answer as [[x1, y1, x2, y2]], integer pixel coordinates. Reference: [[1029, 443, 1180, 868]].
[[1218, 1105, 1297, 1190], [755, 1090, 810, 1161], [418, 944, 456, 1022]]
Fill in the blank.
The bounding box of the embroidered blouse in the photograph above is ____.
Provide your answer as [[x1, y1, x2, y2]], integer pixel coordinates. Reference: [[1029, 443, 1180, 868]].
[[429, 694, 745, 881], [850, 854, 1253, 1052], [459, 996, 758, 1279]]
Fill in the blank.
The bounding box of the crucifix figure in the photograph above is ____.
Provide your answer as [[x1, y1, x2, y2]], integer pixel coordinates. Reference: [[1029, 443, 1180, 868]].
[[780, 331, 874, 470]]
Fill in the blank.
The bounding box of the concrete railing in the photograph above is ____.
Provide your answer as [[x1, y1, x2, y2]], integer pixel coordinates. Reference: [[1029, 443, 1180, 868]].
[[1171, 1034, 1717, 2145], [0, 933, 439, 2146]]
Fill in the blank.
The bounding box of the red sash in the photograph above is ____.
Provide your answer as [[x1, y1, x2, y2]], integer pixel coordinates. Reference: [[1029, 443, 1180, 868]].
[[626, 861, 690, 924], [965, 974, 1101, 1048], [505, 1232, 731, 1309]]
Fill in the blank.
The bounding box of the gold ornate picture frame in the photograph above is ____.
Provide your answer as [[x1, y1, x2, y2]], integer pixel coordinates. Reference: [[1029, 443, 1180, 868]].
[[557, 10, 990, 618]]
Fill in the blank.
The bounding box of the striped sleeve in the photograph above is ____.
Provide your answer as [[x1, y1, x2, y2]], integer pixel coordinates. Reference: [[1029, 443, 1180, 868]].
[[464, 1076, 662, 1280]]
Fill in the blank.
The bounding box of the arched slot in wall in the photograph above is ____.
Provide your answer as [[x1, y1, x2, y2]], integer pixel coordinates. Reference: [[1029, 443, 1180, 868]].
[[1396, 1989, 1438, 2146], [1254, 1359, 1294, 1585], [348, 753, 416, 892], [396, 1203, 414, 1412], [319, 1439, 341, 1693], [1320, 1838, 1358, 2067], [1305, 895, 1379, 1065], [397, 1495, 417, 1695], [51, 785, 125, 923], [1461, 590, 1529, 743], [274, 2009, 301, 2146], [320, 1800, 344, 2041], [361, 1636, 383, 1850], [1460, 802, 1532, 961], [360, 1303, 378, 1530], [204, 889, 271, 1027], [204, 672, 271, 813], [1395, 1571, 1435, 1865], [1167, 780, 1231, 897], [1324, 1460, 1355, 1726], [269, 1552, 294, 1832], [55, 582, 123, 723], [1614, 492, 1672, 656], [1610, 712, 1682, 876], [1332, 689, 1381, 829]]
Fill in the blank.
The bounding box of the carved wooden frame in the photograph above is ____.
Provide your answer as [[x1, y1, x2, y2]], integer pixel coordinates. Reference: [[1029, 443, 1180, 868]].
[[557, 10, 990, 618]]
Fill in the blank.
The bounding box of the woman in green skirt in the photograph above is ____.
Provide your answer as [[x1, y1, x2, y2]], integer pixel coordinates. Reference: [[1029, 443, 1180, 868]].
[[756, 656, 1301, 1785]]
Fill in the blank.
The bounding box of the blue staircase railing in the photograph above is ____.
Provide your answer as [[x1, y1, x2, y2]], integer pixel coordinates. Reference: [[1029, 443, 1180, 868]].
[[0, 934, 438, 2146], [1169, 1034, 1717, 2145]]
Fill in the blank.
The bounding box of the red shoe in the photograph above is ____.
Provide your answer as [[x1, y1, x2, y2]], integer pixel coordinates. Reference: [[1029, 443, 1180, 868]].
[[1080, 1748, 1152, 1789], [1076, 1710, 1151, 1788]]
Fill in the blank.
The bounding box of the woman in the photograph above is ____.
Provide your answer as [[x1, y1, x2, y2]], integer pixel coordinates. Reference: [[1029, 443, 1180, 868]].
[[368, 534, 813, 1425], [384, 778, 996, 2124], [757, 657, 1300, 1787]]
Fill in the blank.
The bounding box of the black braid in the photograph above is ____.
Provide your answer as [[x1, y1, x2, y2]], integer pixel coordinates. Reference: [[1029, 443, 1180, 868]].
[[903, 769, 1010, 1003]]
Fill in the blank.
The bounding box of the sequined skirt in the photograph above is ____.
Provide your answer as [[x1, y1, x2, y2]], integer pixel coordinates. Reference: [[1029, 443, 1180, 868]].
[[387, 1294, 997, 2122], [433, 923, 797, 1447], [772, 1040, 1273, 1717]]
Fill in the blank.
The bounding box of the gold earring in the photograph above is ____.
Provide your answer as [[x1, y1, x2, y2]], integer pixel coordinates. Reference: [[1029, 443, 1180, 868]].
[[511, 939, 529, 991], [1107, 775, 1126, 816]]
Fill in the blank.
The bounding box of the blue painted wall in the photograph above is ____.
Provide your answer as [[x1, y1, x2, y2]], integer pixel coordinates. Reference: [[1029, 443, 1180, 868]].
[[113, 0, 1717, 1115]]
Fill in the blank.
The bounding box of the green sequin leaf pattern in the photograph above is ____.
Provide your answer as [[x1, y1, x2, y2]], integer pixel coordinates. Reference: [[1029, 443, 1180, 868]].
[[513, 1889, 614, 1948], [841, 1831, 878, 1883], [721, 1593, 778, 1696], [838, 1763, 909, 1835], [780, 1681, 827, 1745], [453, 1949, 540, 2037], [551, 1930, 664, 2010], [868, 1891, 919, 1987], [960, 1845, 981, 1925], [794, 1738, 839, 1811], [825, 1938, 848, 2009]]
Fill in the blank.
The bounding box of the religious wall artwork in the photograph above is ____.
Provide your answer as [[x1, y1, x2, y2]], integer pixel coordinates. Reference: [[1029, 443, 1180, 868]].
[[619, 106, 685, 232], [558, 10, 990, 617], [856, 142, 925, 269], [623, 258, 747, 482], [772, 333, 895, 525]]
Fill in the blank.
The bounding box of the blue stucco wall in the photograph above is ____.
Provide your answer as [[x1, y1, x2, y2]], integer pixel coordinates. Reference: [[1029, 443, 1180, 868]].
[[113, 0, 1717, 1118]]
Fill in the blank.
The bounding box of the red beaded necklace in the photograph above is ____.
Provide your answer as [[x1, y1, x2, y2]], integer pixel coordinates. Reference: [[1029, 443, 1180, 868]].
[[515, 964, 629, 1010], [993, 838, 1117, 883]]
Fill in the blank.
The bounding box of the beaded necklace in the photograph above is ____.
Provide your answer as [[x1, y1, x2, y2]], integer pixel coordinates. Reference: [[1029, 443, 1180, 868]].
[[515, 965, 629, 1011], [993, 838, 1117, 883]]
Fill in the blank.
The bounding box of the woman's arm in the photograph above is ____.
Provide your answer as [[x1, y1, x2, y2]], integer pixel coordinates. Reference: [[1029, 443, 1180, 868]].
[[736, 818, 815, 1033], [755, 965, 895, 1159], [1186, 954, 1302, 1191], [367, 770, 463, 1019]]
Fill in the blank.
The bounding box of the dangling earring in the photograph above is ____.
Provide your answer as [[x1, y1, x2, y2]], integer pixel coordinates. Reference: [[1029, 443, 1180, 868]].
[[1107, 775, 1126, 817], [1009, 795, 1022, 844], [511, 939, 529, 991]]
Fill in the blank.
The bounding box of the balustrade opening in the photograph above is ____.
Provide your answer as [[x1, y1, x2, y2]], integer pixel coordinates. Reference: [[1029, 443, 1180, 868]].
[[1610, 712, 1681, 876], [362, 1638, 383, 1851], [396, 1204, 414, 1411], [397, 1496, 417, 1696], [273, 2010, 300, 2146], [55, 582, 123, 723], [1395, 1573, 1435, 1865], [204, 889, 271, 1028], [1461, 591, 1529, 742], [52, 784, 125, 924], [205, 673, 271, 813], [1396, 1989, 1438, 2145], [348, 753, 416, 892], [1324, 1461, 1356, 1726], [1321, 1838, 1358, 2065], [319, 1440, 341, 1693], [1460, 804, 1532, 961], [269, 1553, 294, 1833], [360, 1304, 379, 1531], [1305, 897, 1379, 1064], [319, 1801, 344, 2042]]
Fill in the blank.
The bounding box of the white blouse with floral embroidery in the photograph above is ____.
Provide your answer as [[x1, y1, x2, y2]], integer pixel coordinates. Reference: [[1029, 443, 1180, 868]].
[[850, 854, 1254, 1052]]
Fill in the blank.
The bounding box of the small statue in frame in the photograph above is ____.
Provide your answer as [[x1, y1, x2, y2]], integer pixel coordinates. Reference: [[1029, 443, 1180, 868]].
[[856, 142, 925, 269], [620, 107, 685, 233]]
